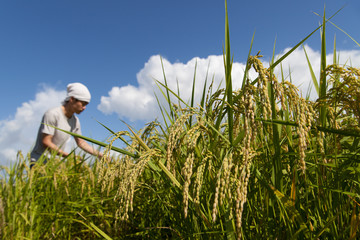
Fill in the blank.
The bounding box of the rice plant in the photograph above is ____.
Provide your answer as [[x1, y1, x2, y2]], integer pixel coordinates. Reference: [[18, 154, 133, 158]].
[[1, 1, 360, 239]]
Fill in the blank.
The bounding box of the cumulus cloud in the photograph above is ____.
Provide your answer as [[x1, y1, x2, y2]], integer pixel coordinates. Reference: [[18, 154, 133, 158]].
[[98, 46, 360, 121], [0, 87, 66, 165], [273, 45, 360, 100], [98, 55, 250, 121]]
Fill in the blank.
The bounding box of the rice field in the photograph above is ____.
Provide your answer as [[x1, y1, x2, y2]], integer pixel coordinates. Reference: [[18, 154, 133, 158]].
[[1, 2, 360, 239]]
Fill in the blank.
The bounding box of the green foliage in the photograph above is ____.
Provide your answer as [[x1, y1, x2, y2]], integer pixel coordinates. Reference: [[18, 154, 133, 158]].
[[1, 2, 360, 240]]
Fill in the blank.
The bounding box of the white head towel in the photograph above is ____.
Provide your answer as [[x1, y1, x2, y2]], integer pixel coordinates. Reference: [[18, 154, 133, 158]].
[[64, 83, 91, 103]]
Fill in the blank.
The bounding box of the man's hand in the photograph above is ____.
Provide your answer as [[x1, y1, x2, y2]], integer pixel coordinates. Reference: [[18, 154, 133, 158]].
[[75, 137, 103, 159], [42, 133, 69, 157]]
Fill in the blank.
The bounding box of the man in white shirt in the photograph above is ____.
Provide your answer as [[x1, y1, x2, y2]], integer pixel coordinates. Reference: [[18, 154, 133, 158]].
[[30, 83, 103, 166]]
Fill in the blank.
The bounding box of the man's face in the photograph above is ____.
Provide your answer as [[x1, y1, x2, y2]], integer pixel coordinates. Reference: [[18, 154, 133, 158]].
[[71, 97, 89, 114]]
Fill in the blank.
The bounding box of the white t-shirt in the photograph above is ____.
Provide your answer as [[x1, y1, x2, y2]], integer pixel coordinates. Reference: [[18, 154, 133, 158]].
[[30, 106, 81, 160]]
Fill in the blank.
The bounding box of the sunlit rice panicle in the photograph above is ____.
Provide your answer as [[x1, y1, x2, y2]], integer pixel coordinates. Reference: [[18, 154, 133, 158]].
[[182, 152, 194, 218], [233, 110, 241, 137], [32, 163, 47, 178], [327, 106, 339, 129], [232, 81, 258, 238], [275, 77, 315, 172], [211, 153, 239, 223], [212, 169, 222, 222], [234, 159, 253, 240], [206, 88, 224, 118], [233, 89, 249, 137], [141, 121, 163, 148], [166, 109, 196, 175], [249, 55, 272, 119], [81, 163, 95, 195], [219, 153, 233, 206], [115, 148, 161, 220], [52, 160, 70, 194], [314, 65, 360, 164], [295, 98, 312, 173], [282, 81, 300, 119], [194, 153, 212, 205], [80, 177, 86, 197], [97, 131, 128, 194], [317, 131, 327, 163], [205, 78, 216, 105], [181, 118, 207, 217], [104, 123, 162, 220], [278, 80, 287, 113], [17, 151, 25, 162], [184, 118, 204, 150], [236, 118, 256, 237], [324, 65, 360, 124], [208, 73, 258, 236]]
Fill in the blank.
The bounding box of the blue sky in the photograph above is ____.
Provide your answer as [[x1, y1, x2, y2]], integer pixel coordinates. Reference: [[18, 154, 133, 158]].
[[0, 0, 359, 165]]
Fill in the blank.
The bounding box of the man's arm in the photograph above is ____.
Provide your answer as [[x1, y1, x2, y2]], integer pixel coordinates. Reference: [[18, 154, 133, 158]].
[[42, 133, 70, 157], [75, 137, 103, 158]]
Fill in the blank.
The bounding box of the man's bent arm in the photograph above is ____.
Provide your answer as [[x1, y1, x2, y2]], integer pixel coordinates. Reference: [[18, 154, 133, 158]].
[[75, 137, 103, 158], [42, 134, 70, 157]]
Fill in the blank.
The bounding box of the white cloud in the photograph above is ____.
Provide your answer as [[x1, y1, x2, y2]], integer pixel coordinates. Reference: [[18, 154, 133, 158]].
[[273, 45, 360, 100], [98, 55, 248, 121], [0, 87, 66, 165], [272, 45, 322, 100], [98, 46, 360, 122], [98, 84, 157, 121]]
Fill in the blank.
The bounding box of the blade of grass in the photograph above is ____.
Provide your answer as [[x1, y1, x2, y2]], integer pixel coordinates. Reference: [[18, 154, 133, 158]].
[[303, 45, 319, 96], [255, 169, 310, 237], [200, 62, 210, 110], [160, 56, 174, 120], [94, 119, 131, 148], [248, 7, 341, 89], [189, 60, 197, 127], [154, 92, 171, 130], [77, 213, 113, 240], [242, 31, 255, 91], [257, 118, 360, 137], [89, 222, 113, 240], [232, 31, 256, 105], [269, 38, 283, 190], [154, 80, 183, 122], [224, 0, 234, 145], [155, 80, 189, 108], [271, 7, 341, 71], [312, 6, 359, 47], [319, 7, 327, 128], [47, 124, 137, 158]]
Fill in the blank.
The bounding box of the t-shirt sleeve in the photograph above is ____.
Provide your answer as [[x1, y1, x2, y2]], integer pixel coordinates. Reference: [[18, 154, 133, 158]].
[[40, 110, 57, 136]]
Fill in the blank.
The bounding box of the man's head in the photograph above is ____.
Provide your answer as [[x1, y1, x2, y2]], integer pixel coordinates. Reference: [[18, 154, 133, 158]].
[[64, 83, 91, 104], [68, 97, 89, 114], [62, 83, 91, 115]]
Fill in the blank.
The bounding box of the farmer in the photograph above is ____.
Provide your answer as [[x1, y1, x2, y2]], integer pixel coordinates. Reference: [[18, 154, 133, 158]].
[[30, 82, 103, 166]]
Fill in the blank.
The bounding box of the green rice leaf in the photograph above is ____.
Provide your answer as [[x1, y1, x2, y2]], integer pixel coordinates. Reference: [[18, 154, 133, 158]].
[[46, 124, 137, 158]]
